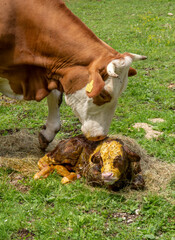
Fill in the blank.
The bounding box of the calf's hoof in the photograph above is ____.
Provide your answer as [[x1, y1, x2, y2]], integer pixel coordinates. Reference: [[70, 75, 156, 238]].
[[61, 173, 78, 184]]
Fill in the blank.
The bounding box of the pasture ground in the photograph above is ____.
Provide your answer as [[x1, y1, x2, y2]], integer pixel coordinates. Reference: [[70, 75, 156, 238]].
[[0, 0, 175, 239]]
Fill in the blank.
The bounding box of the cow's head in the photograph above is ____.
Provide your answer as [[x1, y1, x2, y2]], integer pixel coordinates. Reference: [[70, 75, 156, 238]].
[[64, 53, 147, 140]]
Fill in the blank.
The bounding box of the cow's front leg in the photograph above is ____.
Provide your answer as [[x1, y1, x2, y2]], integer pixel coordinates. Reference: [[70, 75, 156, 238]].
[[39, 90, 62, 150]]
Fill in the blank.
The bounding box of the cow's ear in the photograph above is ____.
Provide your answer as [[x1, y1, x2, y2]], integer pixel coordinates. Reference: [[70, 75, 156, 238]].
[[86, 71, 105, 98], [128, 67, 137, 77]]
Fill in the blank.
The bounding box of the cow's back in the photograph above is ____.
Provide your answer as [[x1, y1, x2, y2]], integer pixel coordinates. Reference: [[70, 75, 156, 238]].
[[0, 0, 16, 65]]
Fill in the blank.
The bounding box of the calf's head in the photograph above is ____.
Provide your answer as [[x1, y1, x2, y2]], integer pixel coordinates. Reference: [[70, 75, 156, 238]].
[[88, 140, 127, 185], [65, 53, 146, 140], [88, 139, 141, 185]]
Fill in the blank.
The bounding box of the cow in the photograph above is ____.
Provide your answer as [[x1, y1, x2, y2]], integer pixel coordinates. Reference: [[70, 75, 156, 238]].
[[0, 0, 147, 149]]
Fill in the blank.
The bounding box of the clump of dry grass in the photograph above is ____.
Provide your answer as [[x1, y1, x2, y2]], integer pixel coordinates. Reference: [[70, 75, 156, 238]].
[[0, 131, 174, 196], [0, 130, 57, 175], [111, 134, 175, 194]]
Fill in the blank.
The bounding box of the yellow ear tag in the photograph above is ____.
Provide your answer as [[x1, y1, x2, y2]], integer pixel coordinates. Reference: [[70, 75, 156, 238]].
[[86, 80, 94, 93]]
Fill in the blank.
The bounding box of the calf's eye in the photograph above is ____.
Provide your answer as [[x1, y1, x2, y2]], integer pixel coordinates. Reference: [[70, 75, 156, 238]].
[[91, 152, 102, 164], [113, 160, 118, 168], [113, 156, 123, 168]]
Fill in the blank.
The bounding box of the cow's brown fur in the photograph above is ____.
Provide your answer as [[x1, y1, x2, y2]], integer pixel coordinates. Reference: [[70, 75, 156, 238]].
[[0, 0, 136, 101]]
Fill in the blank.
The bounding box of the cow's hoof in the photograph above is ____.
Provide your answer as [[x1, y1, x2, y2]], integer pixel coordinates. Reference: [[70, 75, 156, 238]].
[[38, 132, 50, 150]]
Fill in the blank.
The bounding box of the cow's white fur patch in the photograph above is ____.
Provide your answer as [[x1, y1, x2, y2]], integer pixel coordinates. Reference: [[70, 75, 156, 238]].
[[65, 57, 130, 138], [0, 78, 23, 100]]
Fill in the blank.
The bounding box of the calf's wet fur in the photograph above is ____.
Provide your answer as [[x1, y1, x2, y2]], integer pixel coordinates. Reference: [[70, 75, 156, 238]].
[[34, 135, 145, 190]]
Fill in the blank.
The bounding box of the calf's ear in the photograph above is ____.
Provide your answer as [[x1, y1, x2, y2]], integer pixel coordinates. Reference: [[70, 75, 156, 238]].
[[86, 71, 105, 98], [124, 145, 141, 162]]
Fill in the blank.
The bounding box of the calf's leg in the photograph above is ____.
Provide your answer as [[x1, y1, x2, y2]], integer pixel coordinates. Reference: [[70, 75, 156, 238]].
[[53, 165, 78, 184], [34, 166, 54, 179], [34, 153, 77, 183]]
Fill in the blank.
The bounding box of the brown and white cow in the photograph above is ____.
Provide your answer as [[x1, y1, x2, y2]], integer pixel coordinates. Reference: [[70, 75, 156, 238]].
[[0, 0, 146, 149]]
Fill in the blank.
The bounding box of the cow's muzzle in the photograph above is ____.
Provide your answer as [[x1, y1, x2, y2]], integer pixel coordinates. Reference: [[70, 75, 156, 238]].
[[87, 135, 107, 141]]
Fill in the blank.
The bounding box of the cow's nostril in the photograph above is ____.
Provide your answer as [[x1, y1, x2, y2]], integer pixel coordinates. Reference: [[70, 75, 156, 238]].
[[102, 172, 113, 180]]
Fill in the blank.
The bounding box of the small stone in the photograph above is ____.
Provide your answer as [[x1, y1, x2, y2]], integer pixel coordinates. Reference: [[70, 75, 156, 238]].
[[127, 219, 133, 224], [135, 209, 140, 215], [168, 13, 173, 16]]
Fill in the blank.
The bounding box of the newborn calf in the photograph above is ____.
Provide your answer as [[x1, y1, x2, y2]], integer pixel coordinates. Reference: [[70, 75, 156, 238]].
[[34, 135, 145, 190]]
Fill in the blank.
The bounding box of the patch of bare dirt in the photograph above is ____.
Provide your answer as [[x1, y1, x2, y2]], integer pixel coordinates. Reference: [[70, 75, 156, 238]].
[[133, 122, 163, 139], [0, 130, 42, 158], [9, 172, 30, 193], [0, 94, 19, 106], [168, 83, 175, 89], [0, 128, 20, 135], [0, 129, 57, 175], [149, 118, 165, 123], [144, 67, 155, 76], [111, 210, 140, 224], [11, 228, 35, 240], [133, 119, 175, 140]]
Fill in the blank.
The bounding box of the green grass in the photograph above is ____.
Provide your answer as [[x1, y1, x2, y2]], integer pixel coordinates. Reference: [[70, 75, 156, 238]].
[[0, 169, 174, 240], [0, 0, 175, 239]]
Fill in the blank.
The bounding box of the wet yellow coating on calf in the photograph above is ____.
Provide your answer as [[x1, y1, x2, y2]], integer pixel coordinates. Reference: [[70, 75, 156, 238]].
[[35, 140, 124, 183], [89, 141, 123, 179], [38, 155, 56, 170]]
